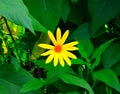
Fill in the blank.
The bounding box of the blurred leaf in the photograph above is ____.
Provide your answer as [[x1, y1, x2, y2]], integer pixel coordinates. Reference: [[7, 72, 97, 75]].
[[30, 33, 50, 60], [102, 44, 120, 68], [77, 39, 94, 60], [61, 0, 70, 23], [88, 0, 120, 34], [92, 69, 120, 92], [10, 56, 21, 71], [68, 2, 83, 25], [91, 39, 114, 69], [69, 23, 90, 40], [0, 64, 33, 86], [30, 15, 47, 33], [20, 78, 45, 93], [0, 0, 34, 34], [24, 0, 62, 32], [0, 64, 41, 94], [0, 79, 20, 94], [0, 86, 9, 94], [61, 74, 94, 94]]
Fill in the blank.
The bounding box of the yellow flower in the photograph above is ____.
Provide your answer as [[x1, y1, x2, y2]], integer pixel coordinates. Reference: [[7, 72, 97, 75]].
[[38, 27, 78, 67]]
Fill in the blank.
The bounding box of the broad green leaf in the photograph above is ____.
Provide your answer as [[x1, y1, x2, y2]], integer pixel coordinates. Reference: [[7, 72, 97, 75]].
[[68, 1, 87, 25], [69, 23, 90, 40], [0, 64, 41, 94], [92, 69, 120, 92], [61, 74, 94, 94], [20, 78, 45, 93], [0, 86, 9, 94], [23, 0, 62, 32], [77, 39, 94, 60], [61, 0, 70, 23], [0, 0, 34, 34], [30, 15, 47, 33], [0, 79, 20, 94], [102, 44, 120, 68], [0, 64, 33, 86], [88, 0, 120, 34], [91, 39, 114, 68]]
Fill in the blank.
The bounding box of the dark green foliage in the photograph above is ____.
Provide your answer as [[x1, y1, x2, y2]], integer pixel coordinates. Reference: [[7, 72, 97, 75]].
[[0, 0, 120, 94]]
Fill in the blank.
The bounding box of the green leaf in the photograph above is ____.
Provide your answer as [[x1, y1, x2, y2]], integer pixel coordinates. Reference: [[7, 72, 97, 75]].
[[67, 2, 83, 25], [102, 44, 120, 68], [0, 79, 20, 94], [24, 0, 62, 32], [69, 23, 91, 40], [61, 0, 70, 23], [91, 39, 114, 68], [0, 0, 34, 34], [92, 69, 120, 92], [20, 78, 45, 93], [71, 58, 86, 65], [45, 64, 70, 84], [30, 15, 48, 33], [0, 86, 9, 94], [0, 64, 33, 86], [0, 64, 41, 94], [77, 39, 94, 60], [88, 0, 120, 34], [112, 62, 120, 76], [54, 80, 78, 92], [61, 74, 94, 94]]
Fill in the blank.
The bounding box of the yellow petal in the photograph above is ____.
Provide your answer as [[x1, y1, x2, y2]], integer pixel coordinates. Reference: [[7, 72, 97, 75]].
[[60, 30, 69, 45], [41, 50, 53, 56], [38, 44, 54, 49], [59, 55, 65, 67], [54, 53, 59, 67], [63, 41, 79, 48], [64, 51, 77, 59], [45, 52, 55, 64], [56, 27, 61, 43], [62, 52, 71, 66], [65, 47, 78, 51], [48, 30, 57, 45]]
